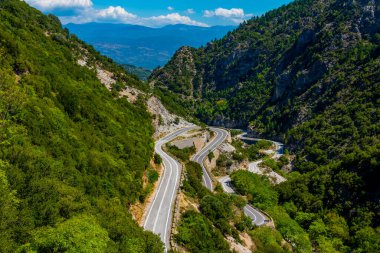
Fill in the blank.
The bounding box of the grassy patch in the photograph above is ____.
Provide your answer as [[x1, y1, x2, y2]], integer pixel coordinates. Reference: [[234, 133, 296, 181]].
[[166, 144, 196, 162]]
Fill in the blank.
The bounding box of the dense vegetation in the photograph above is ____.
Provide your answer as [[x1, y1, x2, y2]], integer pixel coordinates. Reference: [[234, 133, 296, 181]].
[[122, 64, 152, 81], [151, 0, 379, 128], [175, 160, 251, 252], [175, 210, 230, 252], [152, 0, 379, 251], [231, 170, 380, 252], [165, 144, 196, 162], [231, 171, 312, 252], [0, 1, 163, 252], [230, 139, 273, 162]]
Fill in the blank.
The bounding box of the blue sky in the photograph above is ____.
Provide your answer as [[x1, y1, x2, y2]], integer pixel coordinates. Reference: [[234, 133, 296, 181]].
[[25, 0, 293, 27]]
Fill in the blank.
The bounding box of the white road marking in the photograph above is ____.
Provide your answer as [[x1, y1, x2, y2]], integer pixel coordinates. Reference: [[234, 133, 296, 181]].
[[144, 142, 167, 229], [244, 206, 257, 222], [143, 127, 195, 251], [163, 157, 179, 247], [192, 128, 228, 191], [152, 153, 173, 231]]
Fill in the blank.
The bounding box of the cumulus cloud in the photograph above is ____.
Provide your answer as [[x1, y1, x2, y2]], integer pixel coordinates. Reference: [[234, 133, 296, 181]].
[[203, 7, 251, 24], [59, 6, 208, 27], [25, 1, 208, 27], [96, 6, 137, 20], [59, 6, 137, 24], [204, 8, 245, 18], [25, 0, 92, 10], [185, 8, 195, 15], [145, 13, 209, 27]]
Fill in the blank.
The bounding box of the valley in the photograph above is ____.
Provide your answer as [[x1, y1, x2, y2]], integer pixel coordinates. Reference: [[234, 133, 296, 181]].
[[144, 127, 195, 250], [149, 0, 379, 251], [65, 23, 235, 70], [0, 0, 378, 253], [149, 125, 300, 252]]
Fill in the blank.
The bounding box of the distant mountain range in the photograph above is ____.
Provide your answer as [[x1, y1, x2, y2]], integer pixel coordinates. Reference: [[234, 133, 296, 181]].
[[65, 23, 236, 69]]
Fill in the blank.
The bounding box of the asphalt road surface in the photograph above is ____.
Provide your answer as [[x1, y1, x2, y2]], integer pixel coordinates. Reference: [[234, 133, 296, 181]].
[[144, 127, 195, 251], [218, 132, 287, 226], [239, 133, 284, 157], [218, 175, 268, 226], [194, 128, 268, 226], [244, 205, 267, 226], [191, 127, 229, 191], [240, 133, 285, 173]]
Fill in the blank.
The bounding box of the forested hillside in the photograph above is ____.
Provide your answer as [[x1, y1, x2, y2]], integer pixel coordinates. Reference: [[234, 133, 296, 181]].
[[0, 0, 162, 252], [151, 0, 380, 251], [151, 0, 378, 127]]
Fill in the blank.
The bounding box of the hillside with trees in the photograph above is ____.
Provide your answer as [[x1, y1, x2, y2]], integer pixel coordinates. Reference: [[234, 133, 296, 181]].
[[151, 0, 380, 251], [0, 0, 163, 252]]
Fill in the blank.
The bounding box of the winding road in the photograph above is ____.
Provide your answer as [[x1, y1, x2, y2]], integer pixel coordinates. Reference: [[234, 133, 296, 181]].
[[192, 127, 269, 226], [143, 126, 195, 250], [144, 127, 275, 251], [239, 134, 284, 157], [217, 132, 288, 226], [191, 127, 229, 191], [242, 134, 286, 184], [219, 175, 268, 226]]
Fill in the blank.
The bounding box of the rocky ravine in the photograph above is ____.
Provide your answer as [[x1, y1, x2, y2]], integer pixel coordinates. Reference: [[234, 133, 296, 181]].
[[147, 96, 195, 139]]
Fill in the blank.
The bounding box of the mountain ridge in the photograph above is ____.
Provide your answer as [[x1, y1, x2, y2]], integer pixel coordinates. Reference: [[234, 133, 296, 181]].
[[0, 1, 163, 251], [150, 0, 380, 251], [65, 22, 236, 69]]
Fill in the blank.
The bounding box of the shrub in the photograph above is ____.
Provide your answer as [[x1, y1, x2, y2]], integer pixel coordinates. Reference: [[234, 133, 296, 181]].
[[154, 153, 162, 165]]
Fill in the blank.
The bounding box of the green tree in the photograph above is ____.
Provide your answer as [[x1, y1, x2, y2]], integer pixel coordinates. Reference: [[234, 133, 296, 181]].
[[0, 164, 19, 252], [175, 211, 230, 253], [154, 153, 162, 165], [30, 215, 109, 253], [353, 226, 380, 253]]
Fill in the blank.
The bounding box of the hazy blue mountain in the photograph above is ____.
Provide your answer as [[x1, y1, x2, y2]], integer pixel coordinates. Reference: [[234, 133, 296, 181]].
[[65, 23, 236, 69]]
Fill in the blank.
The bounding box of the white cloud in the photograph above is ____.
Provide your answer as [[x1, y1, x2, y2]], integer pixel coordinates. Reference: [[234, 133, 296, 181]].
[[185, 8, 195, 15], [59, 6, 208, 27], [25, 1, 208, 27], [60, 6, 137, 24], [25, 0, 92, 10], [145, 13, 209, 27], [204, 8, 245, 18], [96, 6, 137, 20]]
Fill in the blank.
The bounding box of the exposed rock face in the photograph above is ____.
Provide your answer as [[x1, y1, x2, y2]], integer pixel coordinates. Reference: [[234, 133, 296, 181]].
[[96, 68, 116, 90], [147, 96, 194, 138], [76, 49, 143, 103], [273, 59, 328, 102], [76, 49, 116, 91], [210, 117, 247, 129], [218, 143, 236, 153], [119, 86, 142, 103]]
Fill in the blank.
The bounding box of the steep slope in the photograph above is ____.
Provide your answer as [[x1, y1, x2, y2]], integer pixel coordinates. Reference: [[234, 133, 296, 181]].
[[0, 1, 162, 252], [151, 0, 378, 126], [151, 0, 380, 251]]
